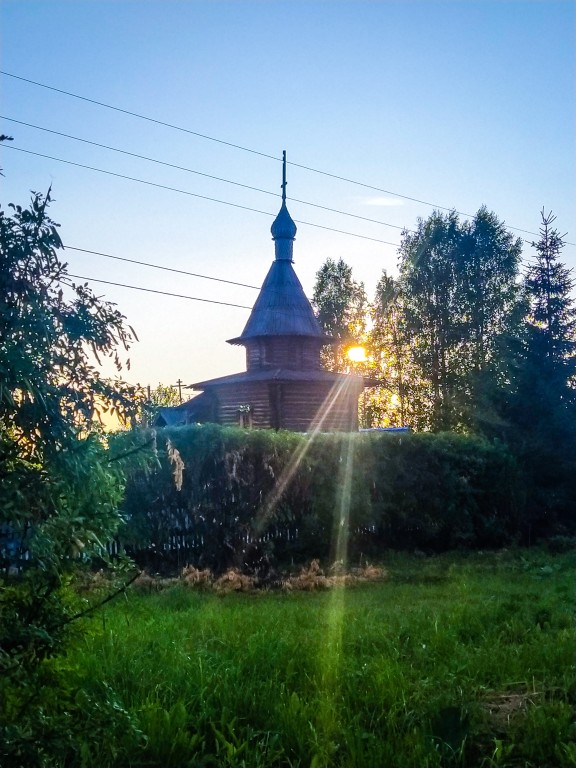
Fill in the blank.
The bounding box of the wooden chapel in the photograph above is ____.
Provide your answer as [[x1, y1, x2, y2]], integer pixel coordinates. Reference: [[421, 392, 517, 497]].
[[157, 155, 365, 432]]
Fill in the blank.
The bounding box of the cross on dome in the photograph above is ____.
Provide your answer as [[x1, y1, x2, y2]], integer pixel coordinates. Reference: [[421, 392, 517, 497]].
[[270, 150, 297, 254]]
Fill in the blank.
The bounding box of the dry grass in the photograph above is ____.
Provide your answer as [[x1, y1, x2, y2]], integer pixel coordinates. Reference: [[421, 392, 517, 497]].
[[129, 560, 388, 595], [181, 564, 213, 588], [481, 688, 541, 733], [281, 559, 388, 591]]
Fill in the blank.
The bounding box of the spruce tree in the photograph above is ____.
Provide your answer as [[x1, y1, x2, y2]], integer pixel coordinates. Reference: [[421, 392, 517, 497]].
[[507, 211, 576, 539], [525, 210, 576, 383]]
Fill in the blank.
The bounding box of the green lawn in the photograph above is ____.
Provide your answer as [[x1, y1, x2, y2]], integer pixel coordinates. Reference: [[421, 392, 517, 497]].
[[68, 550, 575, 767]]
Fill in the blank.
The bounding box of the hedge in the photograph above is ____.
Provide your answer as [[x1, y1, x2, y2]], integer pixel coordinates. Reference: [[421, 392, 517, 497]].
[[114, 425, 524, 574]]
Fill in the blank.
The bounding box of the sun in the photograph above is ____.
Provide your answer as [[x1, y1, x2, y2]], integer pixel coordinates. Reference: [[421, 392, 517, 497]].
[[346, 346, 367, 363]]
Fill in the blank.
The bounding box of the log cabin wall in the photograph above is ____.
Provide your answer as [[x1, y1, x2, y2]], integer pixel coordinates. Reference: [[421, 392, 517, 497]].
[[281, 382, 361, 432], [245, 337, 324, 372], [210, 379, 362, 432], [214, 382, 271, 428]]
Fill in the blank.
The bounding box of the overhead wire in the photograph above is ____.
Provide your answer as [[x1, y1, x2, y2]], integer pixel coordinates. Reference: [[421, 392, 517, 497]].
[[2, 142, 570, 297], [1, 145, 400, 246], [65, 246, 323, 303], [1, 116, 276, 196], [67, 273, 323, 316], [0, 116, 409, 233], [66, 274, 253, 309], [0, 71, 277, 161], [3, 70, 568, 244], [66, 236, 563, 299], [66, 246, 261, 290]]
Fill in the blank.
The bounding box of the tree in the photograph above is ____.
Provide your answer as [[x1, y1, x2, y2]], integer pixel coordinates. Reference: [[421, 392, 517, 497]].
[[312, 257, 368, 371], [0, 188, 147, 764], [367, 271, 407, 427], [136, 382, 181, 426], [397, 208, 523, 431], [366, 270, 432, 429], [503, 211, 576, 538], [398, 211, 464, 430], [525, 210, 576, 375]]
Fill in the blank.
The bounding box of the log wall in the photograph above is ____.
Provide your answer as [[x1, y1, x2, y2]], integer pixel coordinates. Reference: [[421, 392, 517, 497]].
[[245, 337, 323, 371], [211, 379, 362, 432]]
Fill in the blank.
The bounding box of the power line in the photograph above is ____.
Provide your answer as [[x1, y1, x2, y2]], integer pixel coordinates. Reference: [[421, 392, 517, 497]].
[[0, 116, 409, 234], [66, 237, 564, 298], [67, 274, 252, 308], [1, 145, 400, 246], [0, 71, 277, 161], [67, 273, 320, 314], [1, 115, 276, 197], [2, 69, 563, 242], [66, 246, 261, 290], [66, 245, 319, 303]]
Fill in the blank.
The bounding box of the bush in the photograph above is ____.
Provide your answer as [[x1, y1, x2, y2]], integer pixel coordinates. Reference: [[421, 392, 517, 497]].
[[117, 426, 525, 572]]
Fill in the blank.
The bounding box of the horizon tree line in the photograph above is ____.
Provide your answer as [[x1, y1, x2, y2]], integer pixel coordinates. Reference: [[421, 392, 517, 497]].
[[312, 206, 576, 537]]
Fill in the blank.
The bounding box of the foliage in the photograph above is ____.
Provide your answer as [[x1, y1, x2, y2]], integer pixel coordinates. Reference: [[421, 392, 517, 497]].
[[66, 550, 576, 767], [117, 425, 527, 574], [312, 209, 526, 432], [312, 209, 574, 542], [526, 210, 576, 369], [312, 257, 368, 371], [115, 424, 305, 574], [0, 189, 148, 765], [136, 382, 181, 426], [397, 207, 523, 431], [367, 270, 418, 427], [501, 210, 576, 539], [0, 192, 141, 447]]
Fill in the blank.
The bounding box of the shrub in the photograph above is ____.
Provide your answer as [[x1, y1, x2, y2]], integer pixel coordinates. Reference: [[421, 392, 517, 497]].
[[117, 426, 524, 572]]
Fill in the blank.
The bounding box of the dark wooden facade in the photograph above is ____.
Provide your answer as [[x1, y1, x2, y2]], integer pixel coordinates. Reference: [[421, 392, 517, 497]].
[[166, 176, 365, 432], [245, 336, 324, 372], [188, 372, 363, 432]]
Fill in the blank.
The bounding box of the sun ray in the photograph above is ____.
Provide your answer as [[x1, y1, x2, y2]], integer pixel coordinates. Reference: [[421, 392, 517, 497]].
[[250, 375, 356, 539], [247, 375, 360, 759], [313, 426, 357, 758]]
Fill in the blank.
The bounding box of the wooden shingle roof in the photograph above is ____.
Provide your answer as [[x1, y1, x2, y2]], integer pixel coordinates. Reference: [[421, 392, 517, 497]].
[[192, 368, 360, 389], [227, 200, 329, 345], [227, 258, 327, 344]]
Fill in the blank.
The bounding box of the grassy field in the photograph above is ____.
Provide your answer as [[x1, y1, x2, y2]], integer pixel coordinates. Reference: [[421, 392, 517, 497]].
[[67, 549, 575, 767]]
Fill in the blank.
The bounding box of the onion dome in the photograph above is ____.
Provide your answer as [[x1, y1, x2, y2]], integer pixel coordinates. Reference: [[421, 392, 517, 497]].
[[271, 202, 297, 242]]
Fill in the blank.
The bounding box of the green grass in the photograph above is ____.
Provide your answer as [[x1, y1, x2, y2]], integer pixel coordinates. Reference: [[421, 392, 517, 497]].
[[67, 549, 576, 767]]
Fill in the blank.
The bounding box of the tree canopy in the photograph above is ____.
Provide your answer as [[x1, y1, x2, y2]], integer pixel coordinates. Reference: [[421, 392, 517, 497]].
[[312, 257, 368, 371], [396, 207, 524, 431], [0, 188, 147, 763], [312, 205, 575, 538]]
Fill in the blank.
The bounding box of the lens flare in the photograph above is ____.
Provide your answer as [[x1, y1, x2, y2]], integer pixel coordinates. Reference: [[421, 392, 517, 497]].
[[249, 376, 359, 754], [347, 346, 367, 363]]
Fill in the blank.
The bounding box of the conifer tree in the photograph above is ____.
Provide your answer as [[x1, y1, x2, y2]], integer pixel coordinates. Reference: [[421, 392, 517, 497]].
[[525, 210, 576, 382], [504, 210, 576, 538]]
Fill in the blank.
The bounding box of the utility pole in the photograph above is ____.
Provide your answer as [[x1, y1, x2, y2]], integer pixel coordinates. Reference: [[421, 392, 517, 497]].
[[175, 379, 183, 404]]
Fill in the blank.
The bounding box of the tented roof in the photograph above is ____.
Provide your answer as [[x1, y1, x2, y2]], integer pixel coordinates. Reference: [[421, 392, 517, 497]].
[[228, 200, 329, 345], [228, 259, 328, 344]]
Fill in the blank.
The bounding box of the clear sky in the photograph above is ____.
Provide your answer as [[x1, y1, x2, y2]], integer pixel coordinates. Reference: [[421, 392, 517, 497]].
[[2, 0, 575, 394]]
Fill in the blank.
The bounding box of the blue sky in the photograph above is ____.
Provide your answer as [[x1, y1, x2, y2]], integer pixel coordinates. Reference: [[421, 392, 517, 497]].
[[2, 0, 574, 391]]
